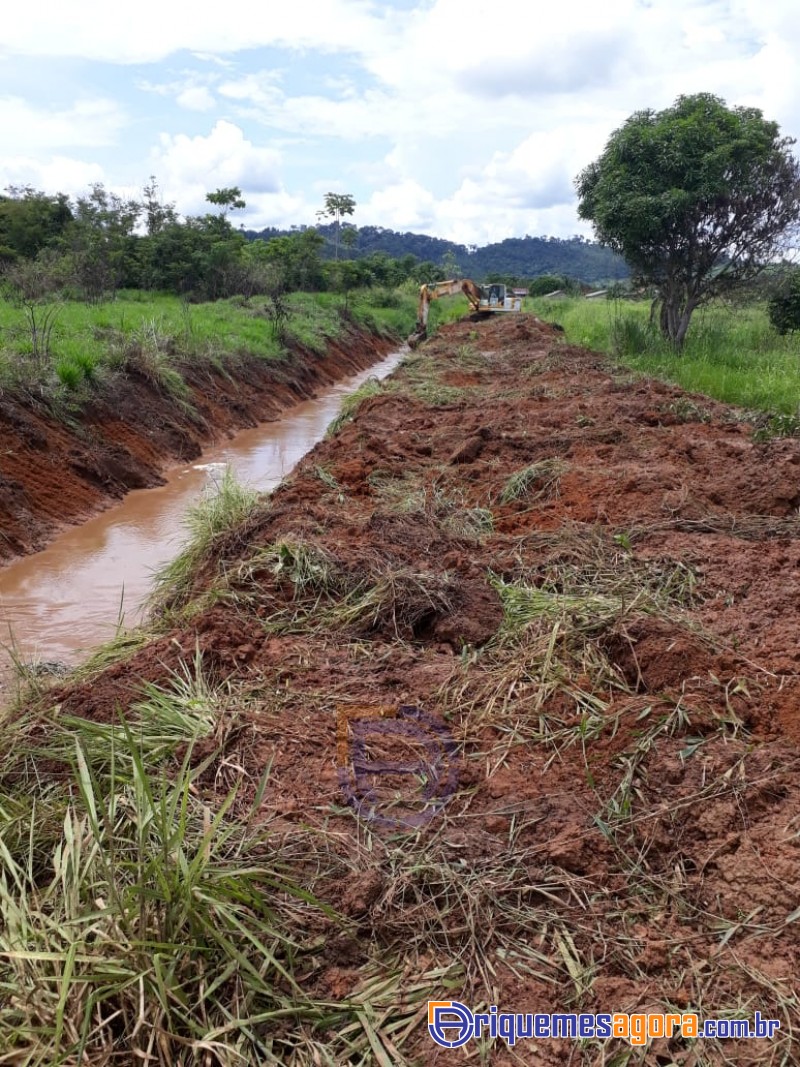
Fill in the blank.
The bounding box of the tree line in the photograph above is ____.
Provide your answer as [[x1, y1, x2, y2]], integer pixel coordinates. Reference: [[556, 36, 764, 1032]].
[[0, 178, 627, 313], [0, 182, 458, 307]]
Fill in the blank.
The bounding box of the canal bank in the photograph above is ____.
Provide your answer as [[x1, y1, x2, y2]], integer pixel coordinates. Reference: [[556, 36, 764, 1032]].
[[0, 346, 406, 676], [0, 319, 398, 564]]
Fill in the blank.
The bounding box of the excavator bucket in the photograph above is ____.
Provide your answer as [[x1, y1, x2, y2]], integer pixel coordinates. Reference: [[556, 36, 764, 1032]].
[[409, 315, 428, 349], [407, 324, 427, 349]]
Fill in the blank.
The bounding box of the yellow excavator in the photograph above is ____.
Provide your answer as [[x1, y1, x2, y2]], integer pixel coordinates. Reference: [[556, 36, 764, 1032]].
[[409, 279, 522, 346]]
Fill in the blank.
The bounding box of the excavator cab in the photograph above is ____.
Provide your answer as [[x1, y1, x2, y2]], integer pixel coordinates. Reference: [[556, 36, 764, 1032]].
[[485, 284, 505, 307], [479, 284, 522, 312]]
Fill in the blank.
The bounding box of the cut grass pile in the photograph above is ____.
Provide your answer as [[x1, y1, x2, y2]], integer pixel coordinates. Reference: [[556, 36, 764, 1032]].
[[229, 535, 455, 641], [325, 377, 384, 436], [499, 458, 568, 504]]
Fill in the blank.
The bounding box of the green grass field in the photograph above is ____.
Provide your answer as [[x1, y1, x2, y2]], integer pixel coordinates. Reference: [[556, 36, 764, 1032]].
[[9, 283, 796, 425], [0, 288, 422, 403], [528, 294, 800, 417]]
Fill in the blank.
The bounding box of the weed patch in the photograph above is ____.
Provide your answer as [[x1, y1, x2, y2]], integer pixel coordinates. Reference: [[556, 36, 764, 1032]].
[[499, 458, 568, 504], [150, 468, 262, 617], [326, 378, 384, 436]]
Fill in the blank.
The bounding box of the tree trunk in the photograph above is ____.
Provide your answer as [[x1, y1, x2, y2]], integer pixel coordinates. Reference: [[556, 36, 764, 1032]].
[[675, 301, 697, 348], [659, 296, 679, 344], [658, 286, 697, 349]]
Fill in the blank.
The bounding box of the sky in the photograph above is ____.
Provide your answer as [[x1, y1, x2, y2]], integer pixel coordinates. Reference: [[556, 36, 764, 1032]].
[[1, 0, 799, 247]]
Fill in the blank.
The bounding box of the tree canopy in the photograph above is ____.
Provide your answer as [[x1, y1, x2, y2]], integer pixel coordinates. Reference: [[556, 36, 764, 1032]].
[[0, 187, 72, 262], [576, 93, 800, 346]]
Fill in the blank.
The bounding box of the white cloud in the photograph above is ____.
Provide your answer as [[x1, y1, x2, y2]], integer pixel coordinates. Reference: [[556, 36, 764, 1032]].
[[0, 155, 106, 197], [138, 74, 219, 111], [237, 190, 312, 230], [357, 120, 629, 244], [150, 120, 283, 215], [220, 80, 405, 140], [367, 0, 636, 93], [0, 96, 125, 152], [1, 0, 388, 63], [361, 180, 437, 231], [176, 86, 216, 111], [191, 52, 236, 68]]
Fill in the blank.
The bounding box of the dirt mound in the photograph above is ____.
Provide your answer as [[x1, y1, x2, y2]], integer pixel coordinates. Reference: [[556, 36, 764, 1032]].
[[17, 313, 800, 1064]]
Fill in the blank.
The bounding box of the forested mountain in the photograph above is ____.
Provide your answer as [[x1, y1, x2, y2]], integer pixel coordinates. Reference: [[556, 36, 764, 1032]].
[[468, 235, 628, 282], [246, 225, 628, 284]]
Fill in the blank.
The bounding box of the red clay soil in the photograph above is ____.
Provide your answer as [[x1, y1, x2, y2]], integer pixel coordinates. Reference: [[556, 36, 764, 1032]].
[[0, 322, 396, 562], [26, 316, 800, 1063]]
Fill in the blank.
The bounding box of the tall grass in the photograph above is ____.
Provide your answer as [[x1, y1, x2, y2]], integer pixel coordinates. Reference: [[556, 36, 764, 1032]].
[[150, 467, 262, 616], [0, 288, 416, 406], [529, 295, 800, 414], [0, 637, 456, 1064], [0, 662, 420, 1066]]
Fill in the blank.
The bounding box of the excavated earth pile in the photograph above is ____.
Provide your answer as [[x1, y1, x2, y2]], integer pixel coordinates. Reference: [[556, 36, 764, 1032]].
[[12, 315, 800, 1064]]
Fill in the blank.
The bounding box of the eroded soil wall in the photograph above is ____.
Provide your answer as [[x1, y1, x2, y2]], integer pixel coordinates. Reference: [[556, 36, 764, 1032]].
[[0, 323, 395, 562]]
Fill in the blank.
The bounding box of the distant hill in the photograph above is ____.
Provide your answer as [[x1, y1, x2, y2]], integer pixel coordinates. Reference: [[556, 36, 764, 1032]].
[[245, 224, 629, 284]]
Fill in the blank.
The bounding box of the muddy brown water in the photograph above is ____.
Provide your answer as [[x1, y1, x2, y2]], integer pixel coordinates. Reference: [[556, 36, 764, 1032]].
[[0, 348, 406, 691]]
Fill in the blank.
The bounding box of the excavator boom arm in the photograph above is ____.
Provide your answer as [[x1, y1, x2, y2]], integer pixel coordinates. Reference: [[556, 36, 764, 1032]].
[[416, 279, 482, 331], [409, 277, 520, 347]]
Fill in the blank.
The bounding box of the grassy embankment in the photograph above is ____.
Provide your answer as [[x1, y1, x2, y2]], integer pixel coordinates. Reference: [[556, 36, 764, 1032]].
[[0, 286, 440, 406], [529, 294, 800, 423]]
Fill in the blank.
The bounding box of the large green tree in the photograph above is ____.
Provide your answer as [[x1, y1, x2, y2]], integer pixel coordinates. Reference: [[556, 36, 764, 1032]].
[[0, 186, 72, 261], [576, 93, 800, 346]]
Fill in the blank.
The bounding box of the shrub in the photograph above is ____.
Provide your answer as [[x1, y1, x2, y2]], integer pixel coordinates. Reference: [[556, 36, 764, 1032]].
[[768, 270, 800, 335], [55, 358, 82, 389], [611, 314, 652, 356]]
